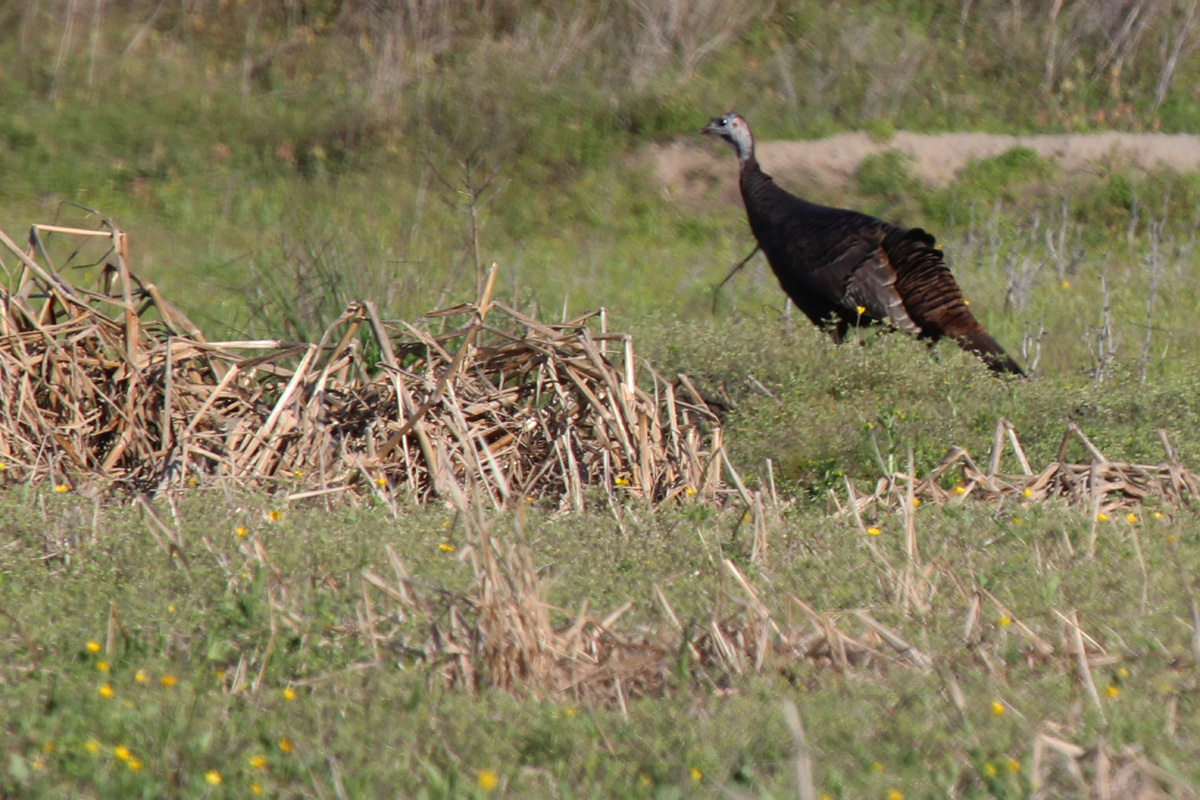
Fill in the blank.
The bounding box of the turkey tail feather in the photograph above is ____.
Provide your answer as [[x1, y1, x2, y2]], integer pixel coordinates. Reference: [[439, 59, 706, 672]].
[[883, 229, 1024, 376], [956, 329, 1025, 376]]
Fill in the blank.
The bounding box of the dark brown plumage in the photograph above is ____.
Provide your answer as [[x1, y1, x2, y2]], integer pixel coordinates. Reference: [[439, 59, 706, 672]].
[[702, 112, 1023, 376]]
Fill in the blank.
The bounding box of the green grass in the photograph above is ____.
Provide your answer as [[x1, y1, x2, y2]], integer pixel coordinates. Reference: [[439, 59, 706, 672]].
[[3, 468, 1200, 798]]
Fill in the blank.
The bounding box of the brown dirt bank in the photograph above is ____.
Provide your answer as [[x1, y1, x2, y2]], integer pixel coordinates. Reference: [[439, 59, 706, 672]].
[[651, 130, 1200, 206]]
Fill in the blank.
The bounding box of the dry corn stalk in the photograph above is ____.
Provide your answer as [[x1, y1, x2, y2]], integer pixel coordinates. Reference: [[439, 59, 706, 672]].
[[843, 419, 1198, 520], [0, 220, 728, 509]]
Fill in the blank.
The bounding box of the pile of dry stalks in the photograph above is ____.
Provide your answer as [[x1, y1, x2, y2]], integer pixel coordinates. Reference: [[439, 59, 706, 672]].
[[841, 419, 1200, 523], [0, 219, 728, 507]]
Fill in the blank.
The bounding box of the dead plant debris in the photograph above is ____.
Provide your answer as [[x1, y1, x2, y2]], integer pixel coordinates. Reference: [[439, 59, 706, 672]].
[[0, 219, 728, 507], [841, 419, 1200, 521]]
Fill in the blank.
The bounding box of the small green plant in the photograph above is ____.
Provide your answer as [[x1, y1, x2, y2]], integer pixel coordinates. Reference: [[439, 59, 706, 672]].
[[864, 118, 896, 144], [853, 150, 927, 221], [955, 147, 1058, 202], [854, 150, 920, 200]]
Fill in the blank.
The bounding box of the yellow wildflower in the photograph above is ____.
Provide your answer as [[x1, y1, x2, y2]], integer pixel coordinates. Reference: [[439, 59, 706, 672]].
[[267, 509, 282, 522], [96, 660, 108, 672], [963, 299, 970, 306], [375, 477, 387, 487], [135, 670, 147, 683], [1097, 512, 1109, 522], [251, 784, 263, 794], [1106, 685, 1120, 698], [128, 758, 142, 772], [205, 770, 222, 785], [998, 615, 1011, 628], [1022, 488, 1032, 498], [614, 476, 629, 486], [283, 687, 296, 701], [991, 701, 1005, 716], [84, 740, 100, 755], [887, 790, 904, 800], [690, 767, 703, 782], [54, 484, 69, 493], [42, 741, 54, 753], [912, 497, 921, 508], [278, 738, 292, 753], [236, 526, 249, 538], [1126, 513, 1137, 523], [954, 485, 965, 494], [685, 486, 696, 496], [0, 462, 6, 471], [1061, 280, 1070, 289], [477, 770, 498, 792], [249, 755, 267, 769], [856, 305, 866, 316], [439, 543, 455, 553], [292, 470, 304, 478], [160, 675, 177, 688], [982, 762, 997, 777], [562, 707, 575, 718], [31, 759, 44, 771], [867, 527, 882, 536], [1117, 667, 1129, 678], [1006, 758, 1020, 773], [1153, 511, 1164, 519], [113, 746, 131, 762], [168, 604, 176, 613], [99, 684, 114, 699], [86, 641, 101, 654]]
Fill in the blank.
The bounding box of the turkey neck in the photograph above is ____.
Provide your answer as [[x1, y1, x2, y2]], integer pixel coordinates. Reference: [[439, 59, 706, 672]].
[[738, 157, 833, 248]]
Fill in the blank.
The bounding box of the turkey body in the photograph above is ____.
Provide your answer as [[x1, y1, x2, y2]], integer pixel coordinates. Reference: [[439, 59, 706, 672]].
[[704, 112, 1023, 376]]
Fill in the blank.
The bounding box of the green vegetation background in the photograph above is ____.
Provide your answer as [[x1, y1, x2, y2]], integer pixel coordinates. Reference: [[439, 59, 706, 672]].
[[4, 0, 1200, 797]]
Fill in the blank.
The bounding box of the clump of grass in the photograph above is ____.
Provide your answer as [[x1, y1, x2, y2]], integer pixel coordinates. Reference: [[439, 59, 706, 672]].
[[853, 149, 928, 221], [957, 147, 1059, 202]]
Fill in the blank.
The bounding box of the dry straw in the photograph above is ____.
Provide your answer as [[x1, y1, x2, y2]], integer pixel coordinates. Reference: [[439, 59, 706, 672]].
[[842, 418, 1200, 521], [0, 218, 728, 507], [357, 488, 937, 708]]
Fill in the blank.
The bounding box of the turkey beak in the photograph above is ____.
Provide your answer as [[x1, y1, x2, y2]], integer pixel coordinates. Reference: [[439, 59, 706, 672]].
[[700, 121, 719, 136]]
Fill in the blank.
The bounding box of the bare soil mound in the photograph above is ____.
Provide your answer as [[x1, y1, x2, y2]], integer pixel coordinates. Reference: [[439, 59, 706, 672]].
[[652, 130, 1200, 206]]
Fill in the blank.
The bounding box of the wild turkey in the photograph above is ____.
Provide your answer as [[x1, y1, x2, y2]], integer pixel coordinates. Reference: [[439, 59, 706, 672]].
[[701, 112, 1023, 376]]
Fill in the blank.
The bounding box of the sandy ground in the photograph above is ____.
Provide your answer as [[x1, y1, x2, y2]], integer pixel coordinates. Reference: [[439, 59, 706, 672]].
[[651, 130, 1200, 206]]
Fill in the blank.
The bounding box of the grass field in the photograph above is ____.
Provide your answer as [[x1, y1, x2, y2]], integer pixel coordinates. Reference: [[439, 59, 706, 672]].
[[5, 0, 1200, 797], [4, 458, 1200, 798]]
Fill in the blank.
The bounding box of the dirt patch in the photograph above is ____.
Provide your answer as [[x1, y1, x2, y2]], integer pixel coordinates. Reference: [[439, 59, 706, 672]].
[[651, 130, 1200, 206]]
